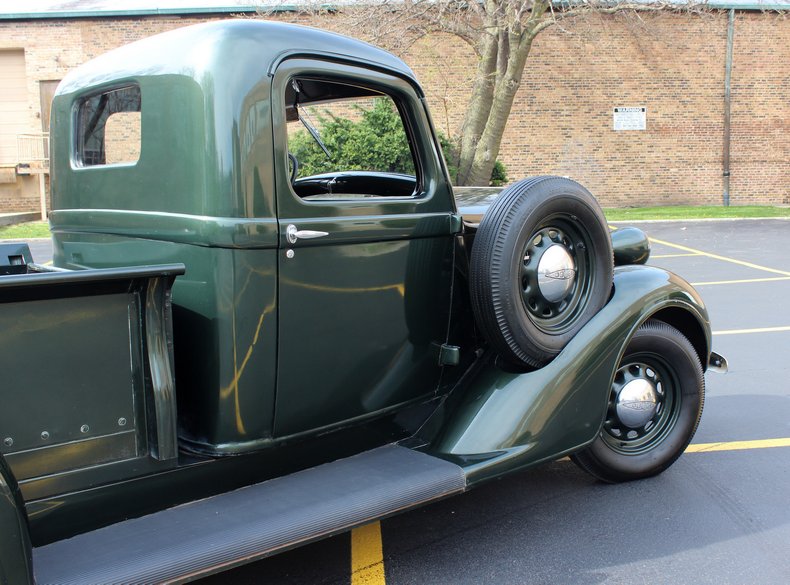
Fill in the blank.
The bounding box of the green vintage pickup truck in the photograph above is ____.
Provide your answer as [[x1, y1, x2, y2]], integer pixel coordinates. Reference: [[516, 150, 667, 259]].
[[0, 20, 725, 584]]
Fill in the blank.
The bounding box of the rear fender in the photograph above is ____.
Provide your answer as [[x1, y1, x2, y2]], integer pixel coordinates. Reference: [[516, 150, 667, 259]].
[[422, 265, 710, 486], [0, 454, 33, 585]]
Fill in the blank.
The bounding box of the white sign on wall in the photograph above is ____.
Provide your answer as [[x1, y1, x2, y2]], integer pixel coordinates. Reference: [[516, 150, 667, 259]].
[[613, 107, 646, 131]]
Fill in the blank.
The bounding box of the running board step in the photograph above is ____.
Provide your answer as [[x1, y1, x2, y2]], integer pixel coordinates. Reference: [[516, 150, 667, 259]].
[[32, 445, 465, 584]]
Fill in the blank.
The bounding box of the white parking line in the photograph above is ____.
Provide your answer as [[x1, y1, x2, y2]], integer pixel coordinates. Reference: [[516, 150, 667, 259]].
[[692, 276, 790, 286], [713, 326, 790, 336]]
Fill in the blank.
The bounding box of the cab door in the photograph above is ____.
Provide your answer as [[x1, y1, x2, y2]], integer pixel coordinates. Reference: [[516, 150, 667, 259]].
[[271, 59, 457, 437]]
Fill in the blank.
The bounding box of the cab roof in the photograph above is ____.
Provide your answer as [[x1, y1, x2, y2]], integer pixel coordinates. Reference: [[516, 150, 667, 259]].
[[57, 19, 418, 97]]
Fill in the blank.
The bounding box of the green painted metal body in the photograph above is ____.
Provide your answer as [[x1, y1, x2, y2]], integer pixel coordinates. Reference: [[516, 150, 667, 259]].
[[611, 227, 651, 266], [0, 18, 714, 571], [0, 455, 33, 585], [422, 265, 709, 485], [0, 265, 184, 502]]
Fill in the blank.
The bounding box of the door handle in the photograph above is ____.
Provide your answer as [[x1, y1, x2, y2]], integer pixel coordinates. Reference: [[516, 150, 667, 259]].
[[286, 224, 330, 244]]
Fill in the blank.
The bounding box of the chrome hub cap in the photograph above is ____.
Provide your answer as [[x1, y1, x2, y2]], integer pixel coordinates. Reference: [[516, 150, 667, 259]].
[[603, 359, 679, 454], [520, 220, 591, 335], [615, 378, 658, 428], [537, 244, 577, 303]]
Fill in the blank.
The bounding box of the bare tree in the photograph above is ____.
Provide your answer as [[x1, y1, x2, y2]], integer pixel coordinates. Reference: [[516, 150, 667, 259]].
[[261, 0, 706, 185]]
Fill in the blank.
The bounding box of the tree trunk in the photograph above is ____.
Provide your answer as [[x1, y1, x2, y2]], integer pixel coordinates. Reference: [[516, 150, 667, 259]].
[[461, 30, 536, 185], [455, 1, 550, 186], [456, 6, 501, 184]]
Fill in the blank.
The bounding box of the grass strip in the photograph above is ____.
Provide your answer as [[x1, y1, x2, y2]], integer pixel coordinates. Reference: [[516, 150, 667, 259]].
[[604, 205, 790, 221], [0, 221, 51, 239]]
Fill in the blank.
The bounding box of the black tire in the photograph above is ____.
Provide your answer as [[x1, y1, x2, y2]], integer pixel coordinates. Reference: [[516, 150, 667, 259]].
[[469, 176, 613, 368], [571, 320, 705, 483]]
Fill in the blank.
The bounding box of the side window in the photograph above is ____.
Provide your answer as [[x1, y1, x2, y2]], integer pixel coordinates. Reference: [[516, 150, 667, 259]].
[[285, 78, 418, 200], [76, 85, 141, 167]]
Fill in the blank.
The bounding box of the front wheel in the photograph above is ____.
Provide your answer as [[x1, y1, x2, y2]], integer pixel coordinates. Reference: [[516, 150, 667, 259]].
[[571, 320, 705, 483]]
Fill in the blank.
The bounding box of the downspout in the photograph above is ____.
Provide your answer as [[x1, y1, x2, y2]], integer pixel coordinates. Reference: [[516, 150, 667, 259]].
[[722, 8, 735, 206]]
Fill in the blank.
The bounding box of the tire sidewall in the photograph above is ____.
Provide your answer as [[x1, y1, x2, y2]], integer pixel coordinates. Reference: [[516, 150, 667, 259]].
[[584, 323, 704, 480], [491, 181, 612, 359]]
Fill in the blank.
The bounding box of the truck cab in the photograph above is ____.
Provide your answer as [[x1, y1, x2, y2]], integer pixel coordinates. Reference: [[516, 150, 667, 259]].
[[49, 20, 459, 453]]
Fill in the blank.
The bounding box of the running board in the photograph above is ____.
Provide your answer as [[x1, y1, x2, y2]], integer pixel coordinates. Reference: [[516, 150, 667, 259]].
[[32, 445, 466, 584]]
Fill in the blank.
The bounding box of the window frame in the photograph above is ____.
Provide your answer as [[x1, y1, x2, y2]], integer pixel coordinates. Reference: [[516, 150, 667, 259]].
[[273, 61, 436, 216]]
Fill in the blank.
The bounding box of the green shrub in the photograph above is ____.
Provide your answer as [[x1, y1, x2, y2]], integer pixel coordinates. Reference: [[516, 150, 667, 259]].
[[289, 98, 415, 177], [289, 98, 508, 186], [438, 137, 508, 187], [489, 160, 508, 186]]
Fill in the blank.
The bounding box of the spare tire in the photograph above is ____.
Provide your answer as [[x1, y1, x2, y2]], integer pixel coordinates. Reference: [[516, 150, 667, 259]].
[[470, 176, 613, 368]]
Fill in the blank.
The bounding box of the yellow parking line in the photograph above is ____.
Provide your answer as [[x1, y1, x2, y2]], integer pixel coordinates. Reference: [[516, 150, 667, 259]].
[[692, 276, 790, 286], [351, 522, 386, 585], [344, 436, 790, 584], [713, 326, 790, 336], [649, 237, 790, 277], [686, 438, 790, 453], [652, 253, 702, 259]]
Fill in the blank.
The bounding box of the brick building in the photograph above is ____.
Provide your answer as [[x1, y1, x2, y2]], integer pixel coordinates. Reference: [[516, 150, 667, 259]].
[[0, 1, 788, 214]]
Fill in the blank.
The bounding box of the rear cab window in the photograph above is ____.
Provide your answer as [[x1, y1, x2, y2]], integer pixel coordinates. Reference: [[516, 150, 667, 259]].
[[75, 85, 141, 167]]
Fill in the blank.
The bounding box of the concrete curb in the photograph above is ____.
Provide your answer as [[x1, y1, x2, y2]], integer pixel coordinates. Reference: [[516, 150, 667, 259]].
[[0, 211, 40, 227]]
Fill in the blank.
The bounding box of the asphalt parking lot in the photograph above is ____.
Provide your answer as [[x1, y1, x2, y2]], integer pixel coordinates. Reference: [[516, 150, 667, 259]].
[[21, 219, 790, 584]]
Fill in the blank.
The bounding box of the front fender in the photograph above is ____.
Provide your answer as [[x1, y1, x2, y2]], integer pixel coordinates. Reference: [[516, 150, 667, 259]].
[[0, 454, 33, 585], [423, 265, 710, 486]]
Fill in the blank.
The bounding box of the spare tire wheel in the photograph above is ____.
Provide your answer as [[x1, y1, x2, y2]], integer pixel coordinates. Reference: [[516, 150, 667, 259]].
[[470, 176, 614, 368]]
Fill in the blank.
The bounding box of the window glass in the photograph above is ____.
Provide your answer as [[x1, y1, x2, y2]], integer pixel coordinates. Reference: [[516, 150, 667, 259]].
[[77, 86, 141, 166], [285, 79, 417, 200]]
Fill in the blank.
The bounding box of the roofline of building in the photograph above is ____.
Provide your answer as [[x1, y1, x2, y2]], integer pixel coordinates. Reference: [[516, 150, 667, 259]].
[[0, 1, 785, 21], [0, 5, 301, 21]]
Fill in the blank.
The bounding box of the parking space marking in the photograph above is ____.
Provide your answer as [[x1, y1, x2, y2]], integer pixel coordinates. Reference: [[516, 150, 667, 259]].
[[351, 522, 386, 585], [686, 438, 790, 453], [651, 253, 702, 259], [713, 326, 790, 336], [648, 237, 790, 277], [692, 276, 790, 287], [347, 437, 789, 584]]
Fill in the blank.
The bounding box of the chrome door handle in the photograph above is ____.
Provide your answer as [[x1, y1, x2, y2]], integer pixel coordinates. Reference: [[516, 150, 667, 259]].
[[286, 224, 330, 244]]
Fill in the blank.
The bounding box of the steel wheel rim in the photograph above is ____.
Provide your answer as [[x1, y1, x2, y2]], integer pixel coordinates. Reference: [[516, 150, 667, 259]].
[[519, 214, 593, 334], [602, 354, 681, 455]]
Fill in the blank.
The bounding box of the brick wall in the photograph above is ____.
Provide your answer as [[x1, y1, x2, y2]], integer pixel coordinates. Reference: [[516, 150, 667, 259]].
[[0, 10, 786, 211], [405, 11, 789, 207], [728, 12, 789, 206]]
